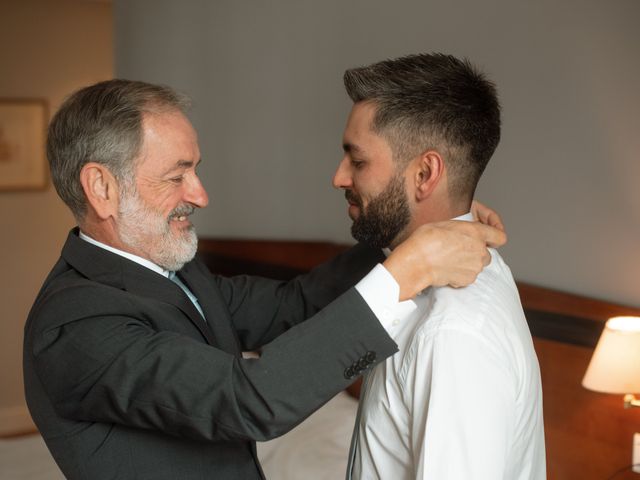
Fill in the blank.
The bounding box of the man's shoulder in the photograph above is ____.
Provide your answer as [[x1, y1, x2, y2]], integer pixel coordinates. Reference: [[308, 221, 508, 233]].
[[27, 256, 140, 337], [408, 249, 526, 344]]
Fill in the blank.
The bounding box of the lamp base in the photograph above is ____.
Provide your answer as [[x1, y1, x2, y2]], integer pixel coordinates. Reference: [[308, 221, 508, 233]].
[[624, 394, 640, 409], [633, 433, 640, 474]]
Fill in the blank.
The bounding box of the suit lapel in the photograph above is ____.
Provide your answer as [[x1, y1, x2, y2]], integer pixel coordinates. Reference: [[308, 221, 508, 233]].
[[178, 261, 242, 356], [123, 268, 218, 346], [62, 228, 217, 346]]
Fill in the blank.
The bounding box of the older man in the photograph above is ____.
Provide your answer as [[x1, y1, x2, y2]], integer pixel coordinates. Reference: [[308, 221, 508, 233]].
[[24, 79, 504, 479], [336, 54, 545, 479]]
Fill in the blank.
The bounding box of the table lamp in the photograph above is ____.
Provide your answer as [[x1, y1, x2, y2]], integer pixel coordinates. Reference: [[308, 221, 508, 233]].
[[582, 316, 640, 408], [582, 316, 640, 474]]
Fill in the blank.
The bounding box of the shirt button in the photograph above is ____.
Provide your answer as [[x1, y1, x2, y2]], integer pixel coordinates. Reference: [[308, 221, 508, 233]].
[[392, 319, 400, 326]]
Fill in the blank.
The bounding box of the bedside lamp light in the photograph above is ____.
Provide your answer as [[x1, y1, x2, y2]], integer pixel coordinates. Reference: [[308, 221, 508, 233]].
[[582, 316, 640, 408]]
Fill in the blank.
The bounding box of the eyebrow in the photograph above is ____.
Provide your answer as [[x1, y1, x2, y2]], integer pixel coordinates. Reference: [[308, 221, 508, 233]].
[[343, 142, 364, 154], [162, 159, 201, 176]]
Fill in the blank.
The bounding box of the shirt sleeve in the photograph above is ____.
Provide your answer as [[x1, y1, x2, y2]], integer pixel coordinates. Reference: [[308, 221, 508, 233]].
[[406, 324, 516, 480], [355, 263, 401, 335]]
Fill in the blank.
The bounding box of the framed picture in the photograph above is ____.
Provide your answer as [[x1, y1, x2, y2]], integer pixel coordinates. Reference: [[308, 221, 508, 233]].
[[0, 99, 48, 190]]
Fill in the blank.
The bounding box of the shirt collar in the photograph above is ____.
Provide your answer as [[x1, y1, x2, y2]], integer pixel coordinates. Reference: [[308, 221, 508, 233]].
[[79, 231, 171, 278], [454, 212, 474, 222]]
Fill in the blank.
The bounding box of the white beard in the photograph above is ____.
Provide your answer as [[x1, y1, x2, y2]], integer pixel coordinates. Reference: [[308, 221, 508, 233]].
[[117, 190, 198, 272]]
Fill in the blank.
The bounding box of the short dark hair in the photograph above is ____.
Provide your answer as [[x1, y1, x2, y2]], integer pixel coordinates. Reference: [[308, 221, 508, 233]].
[[344, 53, 501, 202], [47, 79, 190, 220]]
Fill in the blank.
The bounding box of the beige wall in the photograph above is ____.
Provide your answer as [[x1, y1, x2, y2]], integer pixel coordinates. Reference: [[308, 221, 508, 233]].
[[115, 0, 640, 308], [0, 0, 112, 435], [3, 0, 636, 436]]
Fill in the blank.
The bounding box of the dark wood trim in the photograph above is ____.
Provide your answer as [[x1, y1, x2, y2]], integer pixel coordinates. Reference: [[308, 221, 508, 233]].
[[523, 309, 604, 348], [517, 282, 640, 323], [0, 427, 38, 439], [198, 238, 349, 269], [197, 238, 640, 347], [517, 282, 640, 348], [197, 238, 349, 279]]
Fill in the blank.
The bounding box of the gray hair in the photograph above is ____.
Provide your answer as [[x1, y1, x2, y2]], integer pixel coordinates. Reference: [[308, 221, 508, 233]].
[[47, 79, 190, 220], [344, 53, 501, 202]]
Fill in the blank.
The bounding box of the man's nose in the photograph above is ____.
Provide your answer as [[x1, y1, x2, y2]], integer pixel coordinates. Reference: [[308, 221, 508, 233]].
[[332, 157, 352, 189], [184, 174, 209, 208]]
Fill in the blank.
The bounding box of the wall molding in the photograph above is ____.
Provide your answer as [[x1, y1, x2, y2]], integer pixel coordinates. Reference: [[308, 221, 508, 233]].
[[0, 405, 36, 437]]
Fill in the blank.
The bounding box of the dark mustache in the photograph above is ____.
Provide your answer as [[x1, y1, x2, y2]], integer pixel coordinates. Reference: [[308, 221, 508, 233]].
[[344, 190, 362, 207]]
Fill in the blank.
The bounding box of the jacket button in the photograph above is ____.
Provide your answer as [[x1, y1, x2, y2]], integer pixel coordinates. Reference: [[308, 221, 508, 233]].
[[358, 358, 369, 370], [365, 351, 376, 363], [344, 367, 354, 379]]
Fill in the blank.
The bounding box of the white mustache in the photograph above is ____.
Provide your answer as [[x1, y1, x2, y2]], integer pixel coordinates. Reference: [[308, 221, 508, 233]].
[[168, 205, 195, 221]]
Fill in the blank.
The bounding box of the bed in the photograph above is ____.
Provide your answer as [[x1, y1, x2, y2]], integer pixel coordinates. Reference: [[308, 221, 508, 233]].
[[198, 237, 640, 480], [3, 237, 639, 480]]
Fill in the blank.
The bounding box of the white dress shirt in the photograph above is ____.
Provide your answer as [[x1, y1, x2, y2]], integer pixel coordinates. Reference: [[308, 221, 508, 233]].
[[79, 231, 171, 277], [351, 214, 546, 480]]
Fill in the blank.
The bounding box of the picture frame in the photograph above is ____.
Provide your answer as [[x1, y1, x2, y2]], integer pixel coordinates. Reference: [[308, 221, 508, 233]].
[[0, 99, 48, 190]]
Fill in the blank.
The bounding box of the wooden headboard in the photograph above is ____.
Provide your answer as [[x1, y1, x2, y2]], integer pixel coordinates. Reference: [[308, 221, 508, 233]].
[[198, 238, 640, 480]]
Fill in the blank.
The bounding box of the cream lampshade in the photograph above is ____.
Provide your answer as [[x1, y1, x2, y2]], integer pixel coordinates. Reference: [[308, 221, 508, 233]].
[[582, 316, 640, 408]]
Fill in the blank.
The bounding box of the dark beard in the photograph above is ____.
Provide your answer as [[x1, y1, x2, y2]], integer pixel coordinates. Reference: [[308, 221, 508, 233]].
[[348, 173, 411, 248]]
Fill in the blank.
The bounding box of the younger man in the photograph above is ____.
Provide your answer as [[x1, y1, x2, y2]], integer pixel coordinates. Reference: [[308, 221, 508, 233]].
[[335, 53, 546, 479]]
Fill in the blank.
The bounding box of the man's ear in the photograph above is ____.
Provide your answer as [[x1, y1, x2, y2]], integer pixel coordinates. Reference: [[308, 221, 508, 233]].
[[79, 162, 120, 220], [413, 150, 444, 201]]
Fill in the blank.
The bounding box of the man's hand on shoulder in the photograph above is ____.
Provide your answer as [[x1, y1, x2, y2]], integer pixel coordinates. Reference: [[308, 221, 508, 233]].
[[383, 213, 507, 301], [471, 200, 506, 232]]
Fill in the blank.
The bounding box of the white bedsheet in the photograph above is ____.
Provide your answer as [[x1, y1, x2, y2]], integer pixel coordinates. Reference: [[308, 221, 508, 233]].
[[258, 391, 358, 479], [0, 391, 358, 479]]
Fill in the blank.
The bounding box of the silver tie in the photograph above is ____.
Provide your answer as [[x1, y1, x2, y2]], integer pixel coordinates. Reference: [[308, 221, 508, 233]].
[[169, 272, 206, 321]]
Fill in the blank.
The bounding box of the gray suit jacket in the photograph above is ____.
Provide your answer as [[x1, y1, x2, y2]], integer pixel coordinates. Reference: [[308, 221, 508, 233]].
[[24, 229, 397, 479]]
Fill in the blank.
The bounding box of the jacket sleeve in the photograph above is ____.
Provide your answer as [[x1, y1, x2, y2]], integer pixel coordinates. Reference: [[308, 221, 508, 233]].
[[29, 277, 396, 443], [214, 242, 385, 350]]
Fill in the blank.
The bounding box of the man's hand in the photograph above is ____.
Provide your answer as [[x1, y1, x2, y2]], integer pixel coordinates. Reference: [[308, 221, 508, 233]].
[[471, 200, 505, 231], [383, 221, 507, 301]]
